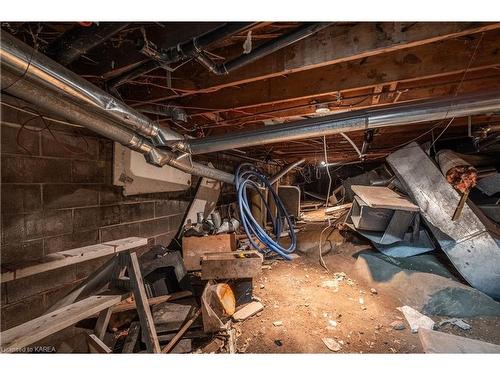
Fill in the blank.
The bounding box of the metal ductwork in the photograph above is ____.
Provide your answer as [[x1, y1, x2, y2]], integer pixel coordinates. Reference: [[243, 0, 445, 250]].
[[45, 22, 129, 66], [137, 104, 188, 123], [191, 23, 332, 75], [109, 22, 256, 90], [0, 31, 181, 146], [1, 57, 234, 185], [174, 89, 500, 155], [269, 159, 306, 185]]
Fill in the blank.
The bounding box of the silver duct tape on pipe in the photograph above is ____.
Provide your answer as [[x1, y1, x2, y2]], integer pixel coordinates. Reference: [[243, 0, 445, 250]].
[[1, 69, 234, 185], [0, 32, 182, 145], [177, 89, 500, 155]]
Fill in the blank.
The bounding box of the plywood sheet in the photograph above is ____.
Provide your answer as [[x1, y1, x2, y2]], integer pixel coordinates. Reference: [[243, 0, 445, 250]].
[[351, 185, 419, 212]]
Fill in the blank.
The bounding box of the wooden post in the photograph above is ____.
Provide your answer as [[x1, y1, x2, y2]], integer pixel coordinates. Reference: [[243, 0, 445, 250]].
[[94, 308, 113, 341], [126, 252, 161, 353]]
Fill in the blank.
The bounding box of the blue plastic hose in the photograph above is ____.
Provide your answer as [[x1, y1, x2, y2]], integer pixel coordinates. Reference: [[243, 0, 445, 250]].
[[235, 163, 296, 260]]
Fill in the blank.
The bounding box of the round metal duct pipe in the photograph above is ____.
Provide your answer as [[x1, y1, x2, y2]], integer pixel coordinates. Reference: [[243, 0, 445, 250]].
[[175, 89, 500, 155], [1, 68, 234, 184], [0, 31, 182, 146]]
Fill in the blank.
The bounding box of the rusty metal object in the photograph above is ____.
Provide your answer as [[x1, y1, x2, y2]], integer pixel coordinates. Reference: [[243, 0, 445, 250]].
[[437, 149, 478, 193], [446, 166, 478, 194]]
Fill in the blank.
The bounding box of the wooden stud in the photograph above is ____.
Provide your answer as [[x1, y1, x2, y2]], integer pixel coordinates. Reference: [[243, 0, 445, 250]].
[[94, 308, 113, 341], [122, 321, 141, 353], [126, 252, 161, 353], [174, 32, 500, 113], [127, 23, 500, 103], [371, 85, 384, 105], [87, 333, 112, 354]]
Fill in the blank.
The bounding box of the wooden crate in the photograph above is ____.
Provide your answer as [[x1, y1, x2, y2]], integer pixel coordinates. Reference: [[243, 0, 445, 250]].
[[200, 251, 262, 280], [182, 233, 236, 271]]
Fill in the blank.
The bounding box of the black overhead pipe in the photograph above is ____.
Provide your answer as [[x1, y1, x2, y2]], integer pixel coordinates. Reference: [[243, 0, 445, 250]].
[[192, 23, 332, 75], [46, 22, 129, 65], [108, 22, 255, 90]]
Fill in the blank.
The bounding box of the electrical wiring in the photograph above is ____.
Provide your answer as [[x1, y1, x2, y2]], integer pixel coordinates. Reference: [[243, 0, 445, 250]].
[[318, 214, 346, 273], [1, 99, 90, 156], [428, 32, 485, 150], [323, 136, 333, 207]]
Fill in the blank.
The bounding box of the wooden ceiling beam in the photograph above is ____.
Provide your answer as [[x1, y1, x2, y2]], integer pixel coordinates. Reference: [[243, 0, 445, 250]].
[[175, 31, 500, 112], [166, 69, 500, 137], [126, 22, 500, 103]]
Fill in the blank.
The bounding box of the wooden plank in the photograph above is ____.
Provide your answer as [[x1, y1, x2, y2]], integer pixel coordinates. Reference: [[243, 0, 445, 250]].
[[183, 233, 236, 271], [201, 251, 262, 280], [177, 31, 500, 112], [1, 237, 147, 283], [94, 307, 113, 341], [133, 22, 500, 103], [232, 301, 264, 322], [161, 308, 201, 353], [351, 185, 419, 212], [371, 85, 384, 105], [102, 237, 148, 252], [46, 255, 118, 313], [122, 321, 141, 353], [418, 328, 500, 353], [94, 256, 127, 340], [111, 290, 193, 314], [325, 203, 353, 213], [1, 294, 125, 351], [87, 333, 112, 354], [126, 252, 161, 353], [187, 70, 500, 127]]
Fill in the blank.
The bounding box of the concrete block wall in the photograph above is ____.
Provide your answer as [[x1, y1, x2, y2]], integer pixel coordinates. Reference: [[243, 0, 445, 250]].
[[0, 99, 193, 332]]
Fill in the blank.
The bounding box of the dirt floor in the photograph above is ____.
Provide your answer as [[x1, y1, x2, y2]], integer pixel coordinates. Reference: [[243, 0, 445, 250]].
[[232, 224, 500, 353]]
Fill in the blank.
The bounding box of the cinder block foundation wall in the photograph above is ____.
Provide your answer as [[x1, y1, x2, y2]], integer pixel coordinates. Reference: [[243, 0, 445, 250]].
[[0, 98, 195, 333]]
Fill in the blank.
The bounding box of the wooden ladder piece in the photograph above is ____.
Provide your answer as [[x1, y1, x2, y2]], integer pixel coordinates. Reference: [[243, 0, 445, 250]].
[[1, 294, 125, 351], [1, 250, 161, 354]]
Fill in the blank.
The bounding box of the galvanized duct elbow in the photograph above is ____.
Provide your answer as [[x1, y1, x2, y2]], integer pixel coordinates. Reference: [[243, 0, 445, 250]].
[[1, 68, 234, 185], [0, 31, 181, 146], [137, 104, 188, 123]]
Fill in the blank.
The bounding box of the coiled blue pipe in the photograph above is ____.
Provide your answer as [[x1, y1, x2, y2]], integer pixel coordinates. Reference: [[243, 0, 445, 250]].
[[235, 163, 296, 260]]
